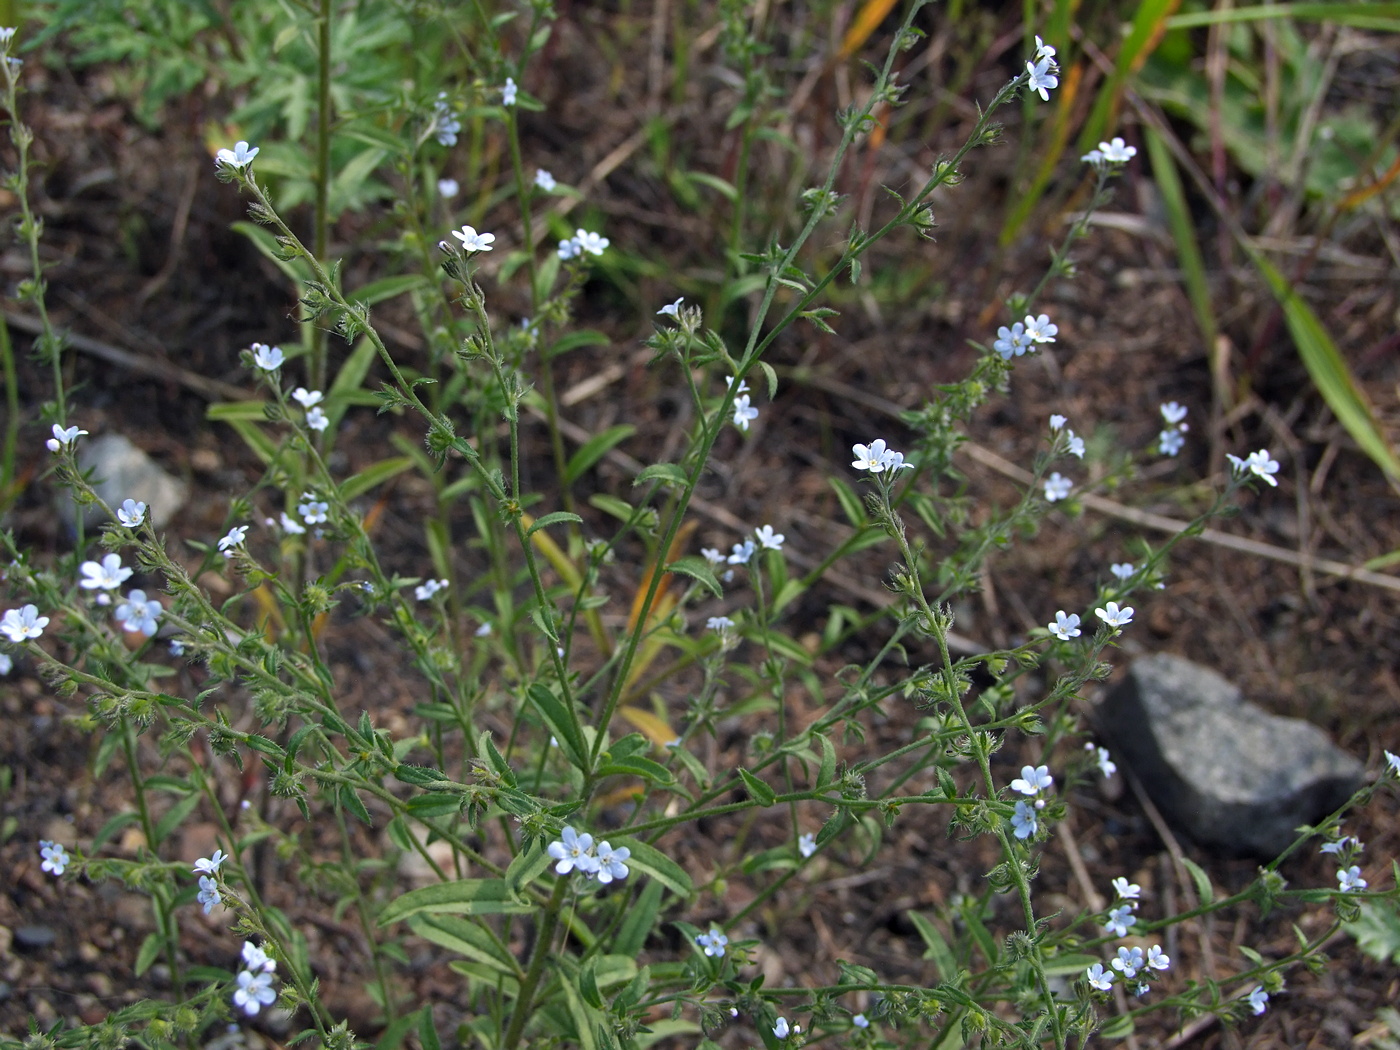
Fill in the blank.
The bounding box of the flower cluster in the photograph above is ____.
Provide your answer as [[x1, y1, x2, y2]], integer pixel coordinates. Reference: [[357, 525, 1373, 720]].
[[1046, 599, 1134, 640], [1157, 402, 1189, 457], [1085, 741, 1117, 778], [547, 826, 631, 884], [534, 168, 556, 192], [415, 578, 449, 601], [1009, 764, 1053, 839], [557, 228, 608, 259], [994, 312, 1058, 360], [46, 423, 87, 452], [233, 941, 278, 1016], [1048, 414, 1085, 459], [1319, 828, 1367, 892], [1227, 449, 1281, 488]]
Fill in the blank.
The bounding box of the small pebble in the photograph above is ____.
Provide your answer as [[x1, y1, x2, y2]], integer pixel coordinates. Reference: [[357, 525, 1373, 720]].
[[14, 924, 56, 949]]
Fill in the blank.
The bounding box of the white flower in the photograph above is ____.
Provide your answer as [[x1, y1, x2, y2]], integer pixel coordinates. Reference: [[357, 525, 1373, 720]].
[[1111, 946, 1144, 978], [755, 525, 784, 551], [169, 639, 186, 657], [1096, 601, 1134, 628], [994, 321, 1029, 359], [548, 826, 600, 875], [218, 525, 248, 556], [1034, 35, 1056, 62], [215, 141, 259, 170], [657, 296, 683, 318], [1247, 986, 1269, 1015], [1023, 313, 1057, 343], [47, 423, 88, 452], [1386, 751, 1400, 777], [475, 622, 492, 637], [732, 394, 759, 431], [298, 494, 329, 524], [241, 941, 276, 974], [39, 840, 70, 876], [117, 499, 147, 527], [279, 512, 306, 535], [80, 553, 133, 591], [1337, 865, 1367, 892], [437, 177, 459, 198], [1011, 764, 1053, 796], [707, 616, 734, 631], [250, 343, 284, 371], [1160, 401, 1188, 425], [534, 169, 556, 192], [0, 653, 11, 675], [291, 387, 323, 408], [1104, 904, 1137, 937], [1025, 57, 1058, 101], [592, 840, 630, 883], [115, 589, 161, 637], [1096, 746, 1117, 778], [1, 604, 48, 642], [0, 28, 15, 46], [305, 406, 330, 432], [1081, 148, 1105, 167], [1099, 137, 1137, 163], [725, 376, 749, 393], [853, 1014, 869, 1029], [1064, 430, 1085, 459], [1112, 876, 1140, 900], [1044, 472, 1072, 502], [573, 229, 609, 256], [701, 547, 725, 565], [1049, 414, 1067, 431], [696, 928, 728, 957], [852, 439, 891, 473], [1010, 800, 1038, 839], [1110, 562, 1135, 581], [197, 875, 221, 915], [1227, 449, 1280, 486], [414, 578, 448, 601], [1047, 610, 1081, 641], [798, 832, 816, 858], [1086, 963, 1114, 991], [501, 77, 517, 106], [773, 1018, 791, 1039], [557, 236, 581, 259], [1158, 428, 1185, 457], [728, 539, 756, 565], [233, 970, 277, 1016], [432, 93, 461, 147], [451, 225, 496, 252], [193, 850, 227, 875], [1147, 945, 1170, 971]]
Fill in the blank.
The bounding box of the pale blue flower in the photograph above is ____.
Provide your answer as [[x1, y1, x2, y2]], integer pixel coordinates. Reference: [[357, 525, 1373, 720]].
[[755, 525, 784, 551], [728, 539, 756, 565], [117, 499, 147, 527], [1247, 986, 1268, 1015], [1044, 472, 1072, 502], [291, 387, 322, 408], [1025, 57, 1058, 101], [47, 423, 87, 451], [437, 177, 459, 198], [2, 604, 49, 642], [1386, 750, 1400, 777], [1158, 428, 1185, 457], [593, 840, 630, 883], [1160, 401, 1187, 425], [501, 77, 517, 106], [80, 553, 132, 591], [233, 970, 276, 1016], [1049, 414, 1066, 431], [732, 394, 758, 431], [218, 525, 248, 556], [1011, 765, 1053, 796], [534, 169, 556, 192], [1111, 946, 1144, 978], [1104, 904, 1137, 937], [1096, 746, 1117, 778], [852, 1014, 869, 1029], [707, 616, 735, 631], [1096, 601, 1134, 628], [696, 928, 728, 957], [994, 321, 1029, 359], [115, 589, 161, 637], [657, 296, 683, 317], [1227, 449, 1280, 486], [250, 343, 284, 371], [1086, 963, 1114, 991], [1147, 945, 1170, 971], [39, 840, 70, 876], [197, 875, 221, 915], [1048, 610, 1080, 641], [798, 832, 816, 858], [215, 141, 259, 170], [451, 225, 495, 252], [1112, 876, 1139, 900], [1023, 313, 1057, 343], [1337, 866, 1366, 892], [773, 1018, 791, 1039], [1011, 800, 1038, 839], [548, 826, 599, 875], [414, 578, 448, 601], [1110, 562, 1135, 581], [193, 850, 227, 875]]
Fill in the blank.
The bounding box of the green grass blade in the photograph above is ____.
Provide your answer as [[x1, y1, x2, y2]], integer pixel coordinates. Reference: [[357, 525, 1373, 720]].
[[1143, 126, 1217, 352]]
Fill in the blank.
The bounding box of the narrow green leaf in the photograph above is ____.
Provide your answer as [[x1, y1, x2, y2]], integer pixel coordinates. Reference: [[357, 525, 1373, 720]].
[[588, 493, 635, 522], [737, 768, 776, 805], [595, 755, 674, 785], [340, 456, 415, 501], [1181, 856, 1214, 904], [244, 734, 286, 760], [526, 684, 587, 770], [907, 911, 957, 981], [134, 931, 163, 977], [379, 880, 533, 925], [635, 462, 688, 488], [612, 837, 692, 897], [153, 790, 202, 847], [664, 555, 722, 599], [352, 274, 428, 307], [410, 914, 520, 976], [616, 879, 663, 957], [338, 783, 373, 826], [827, 476, 868, 528], [1144, 127, 1217, 353], [564, 425, 635, 485], [526, 511, 584, 537]]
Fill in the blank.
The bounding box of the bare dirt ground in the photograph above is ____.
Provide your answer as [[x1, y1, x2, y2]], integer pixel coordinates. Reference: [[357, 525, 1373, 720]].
[[3, 6, 1399, 1048]]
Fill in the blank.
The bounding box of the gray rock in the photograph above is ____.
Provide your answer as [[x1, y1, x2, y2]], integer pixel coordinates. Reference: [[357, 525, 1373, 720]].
[[63, 433, 187, 530], [1098, 653, 1364, 858]]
